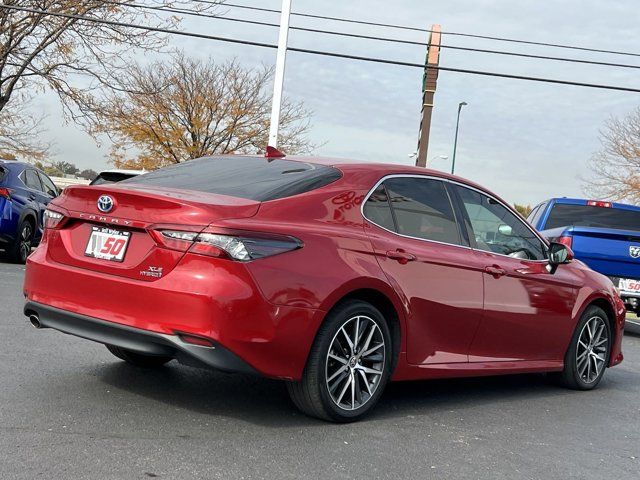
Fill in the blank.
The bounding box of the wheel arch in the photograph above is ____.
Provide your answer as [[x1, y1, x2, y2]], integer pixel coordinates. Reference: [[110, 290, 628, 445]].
[[587, 297, 617, 365], [574, 294, 618, 366], [318, 279, 407, 373], [18, 208, 38, 232]]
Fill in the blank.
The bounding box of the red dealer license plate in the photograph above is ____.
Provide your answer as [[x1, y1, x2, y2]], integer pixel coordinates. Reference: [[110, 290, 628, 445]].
[[620, 278, 640, 293], [84, 226, 131, 262]]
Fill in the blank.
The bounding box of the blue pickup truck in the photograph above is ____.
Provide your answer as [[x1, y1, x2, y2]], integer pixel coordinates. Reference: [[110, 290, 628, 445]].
[[528, 198, 640, 324]]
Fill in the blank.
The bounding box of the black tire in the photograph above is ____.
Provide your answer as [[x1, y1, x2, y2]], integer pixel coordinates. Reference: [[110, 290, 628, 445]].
[[287, 300, 393, 422], [8, 219, 34, 264], [558, 305, 611, 390], [106, 345, 173, 368]]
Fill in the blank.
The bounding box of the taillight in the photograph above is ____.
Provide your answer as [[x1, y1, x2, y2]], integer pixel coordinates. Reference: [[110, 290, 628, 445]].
[[151, 227, 302, 261], [0, 187, 10, 199], [43, 209, 65, 229], [587, 200, 612, 208], [557, 235, 573, 248]]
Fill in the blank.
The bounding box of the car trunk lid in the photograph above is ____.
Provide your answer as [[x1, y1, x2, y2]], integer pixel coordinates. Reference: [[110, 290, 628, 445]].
[[46, 184, 260, 281]]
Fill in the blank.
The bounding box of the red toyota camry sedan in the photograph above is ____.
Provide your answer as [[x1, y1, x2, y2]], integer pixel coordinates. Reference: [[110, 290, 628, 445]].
[[23, 154, 625, 422]]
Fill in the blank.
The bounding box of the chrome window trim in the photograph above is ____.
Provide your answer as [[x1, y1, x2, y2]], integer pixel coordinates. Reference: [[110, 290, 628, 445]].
[[361, 174, 472, 251], [361, 173, 549, 262], [18, 170, 28, 188]]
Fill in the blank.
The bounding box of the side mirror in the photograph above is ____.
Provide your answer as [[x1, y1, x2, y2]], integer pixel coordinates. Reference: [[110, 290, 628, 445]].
[[548, 242, 574, 274], [498, 224, 513, 236]]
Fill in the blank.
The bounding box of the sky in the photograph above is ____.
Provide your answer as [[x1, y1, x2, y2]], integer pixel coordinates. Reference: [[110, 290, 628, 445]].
[[31, 0, 640, 206]]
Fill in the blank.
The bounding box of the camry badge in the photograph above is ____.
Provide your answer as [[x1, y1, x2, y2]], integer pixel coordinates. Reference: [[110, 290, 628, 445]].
[[630, 246, 640, 259], [97, 195, 115, 213]]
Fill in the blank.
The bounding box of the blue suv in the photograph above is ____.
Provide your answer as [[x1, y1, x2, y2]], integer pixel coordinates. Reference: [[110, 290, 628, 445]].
[[0, 160, 59, 263]]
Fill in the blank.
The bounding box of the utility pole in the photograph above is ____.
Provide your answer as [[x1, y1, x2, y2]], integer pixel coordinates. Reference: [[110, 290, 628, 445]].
[[415, 24, 441, 168], [268, 0, 292, 148]]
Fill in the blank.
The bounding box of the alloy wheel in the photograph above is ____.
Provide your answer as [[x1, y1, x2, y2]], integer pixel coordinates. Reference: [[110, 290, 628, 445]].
[[576, 316, 608, 384], [19, 223, 33, 262], [325, 315, 385, 411]]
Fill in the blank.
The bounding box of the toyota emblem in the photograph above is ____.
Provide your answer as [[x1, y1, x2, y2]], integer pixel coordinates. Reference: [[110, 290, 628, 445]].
[[97, 195, 115, 213]]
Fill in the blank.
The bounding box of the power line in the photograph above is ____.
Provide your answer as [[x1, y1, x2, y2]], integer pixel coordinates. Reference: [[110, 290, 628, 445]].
[[213, 1, 640, 59], [2, 4, 640, 94], [102, 1, 640, 72]]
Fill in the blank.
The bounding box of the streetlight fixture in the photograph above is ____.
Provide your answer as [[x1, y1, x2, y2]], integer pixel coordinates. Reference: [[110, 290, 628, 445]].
[[451, 101, 468, 175]]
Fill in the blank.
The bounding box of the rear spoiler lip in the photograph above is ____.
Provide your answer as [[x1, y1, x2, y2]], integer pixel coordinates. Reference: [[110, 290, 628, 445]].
[[64, 183, 260, 208]]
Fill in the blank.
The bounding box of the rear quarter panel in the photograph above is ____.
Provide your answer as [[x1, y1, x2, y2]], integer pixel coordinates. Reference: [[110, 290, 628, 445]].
[[219, 170, 410, 363]]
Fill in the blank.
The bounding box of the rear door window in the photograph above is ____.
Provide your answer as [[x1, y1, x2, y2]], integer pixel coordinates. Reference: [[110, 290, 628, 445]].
[[126, 156, 342, 201], [382, 177, 462, 245], [363, 184, 396, 231]]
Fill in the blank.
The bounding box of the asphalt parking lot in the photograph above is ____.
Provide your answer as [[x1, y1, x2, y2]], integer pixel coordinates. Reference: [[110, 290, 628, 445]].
[[1, 262, 639, 480]]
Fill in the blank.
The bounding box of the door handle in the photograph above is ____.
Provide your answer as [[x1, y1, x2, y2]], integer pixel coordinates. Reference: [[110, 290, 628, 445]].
[[484, 265, 507, 278], [385, 249, 416, 264]]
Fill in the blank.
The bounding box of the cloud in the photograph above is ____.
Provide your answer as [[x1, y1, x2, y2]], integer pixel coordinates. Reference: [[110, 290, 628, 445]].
[[26, 0, 640, 204]]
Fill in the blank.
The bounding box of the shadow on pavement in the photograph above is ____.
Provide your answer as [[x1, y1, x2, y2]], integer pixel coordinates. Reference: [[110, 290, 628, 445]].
[[95, 360, 594, 427]]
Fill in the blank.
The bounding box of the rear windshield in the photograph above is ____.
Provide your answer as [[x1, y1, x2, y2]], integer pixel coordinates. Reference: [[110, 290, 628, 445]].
[[124, 156, 342, 202], [545, 204, 640, 231], [90, 172, 138, 185]]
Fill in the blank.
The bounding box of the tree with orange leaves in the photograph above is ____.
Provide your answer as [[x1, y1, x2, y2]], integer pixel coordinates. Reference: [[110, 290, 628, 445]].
[[92, 53, 314, 169], [0, 1, 221, 160], [586, 108, 640, 205]]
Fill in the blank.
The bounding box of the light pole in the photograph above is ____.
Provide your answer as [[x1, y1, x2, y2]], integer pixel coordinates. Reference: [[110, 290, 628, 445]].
[[451, 101, 467, 175], [268, 0, 292, 148]]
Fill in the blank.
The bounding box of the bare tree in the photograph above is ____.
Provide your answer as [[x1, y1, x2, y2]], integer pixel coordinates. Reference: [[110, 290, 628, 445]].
[[92, 53, 314, 169], [0, 1, 220, 157], [585, 108, 640, 205], [0, 98, 50, 160]]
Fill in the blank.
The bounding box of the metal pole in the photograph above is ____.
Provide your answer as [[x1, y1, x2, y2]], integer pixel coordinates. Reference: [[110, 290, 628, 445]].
[[268, 0, 292, 148], [451, 101, 467, 175]]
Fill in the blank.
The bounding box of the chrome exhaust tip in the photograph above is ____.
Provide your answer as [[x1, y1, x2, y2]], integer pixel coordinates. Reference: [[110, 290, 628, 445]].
[[29, 314, 41, 329]]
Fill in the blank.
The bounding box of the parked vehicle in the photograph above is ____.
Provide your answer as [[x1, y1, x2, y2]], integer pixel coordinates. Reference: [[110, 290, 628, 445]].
[[90, 169, 145, 185], [23, 154, 625, 422], [528, 198, 640, 326], [0, 160, 59, 263]]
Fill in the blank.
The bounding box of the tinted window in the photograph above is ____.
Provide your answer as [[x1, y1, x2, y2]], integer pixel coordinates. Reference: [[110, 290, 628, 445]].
[[363, 184, 395, 231], [38, 172, 58, 197], [90, 172, 137, 185], [24, 169, 43, 191], [126, 156, 342, 202], [526, 204, 540, 223], [545, 204, 640, 231], [455, 186, 546, 260], [528, 202, 547, 227], [0, 166, 6, 183], [384, 177, 461, 245]]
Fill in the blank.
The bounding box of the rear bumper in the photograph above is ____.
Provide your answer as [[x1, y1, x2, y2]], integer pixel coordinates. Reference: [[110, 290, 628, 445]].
[[24, 245, 325, 380], [24, 301, 257, 374]]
